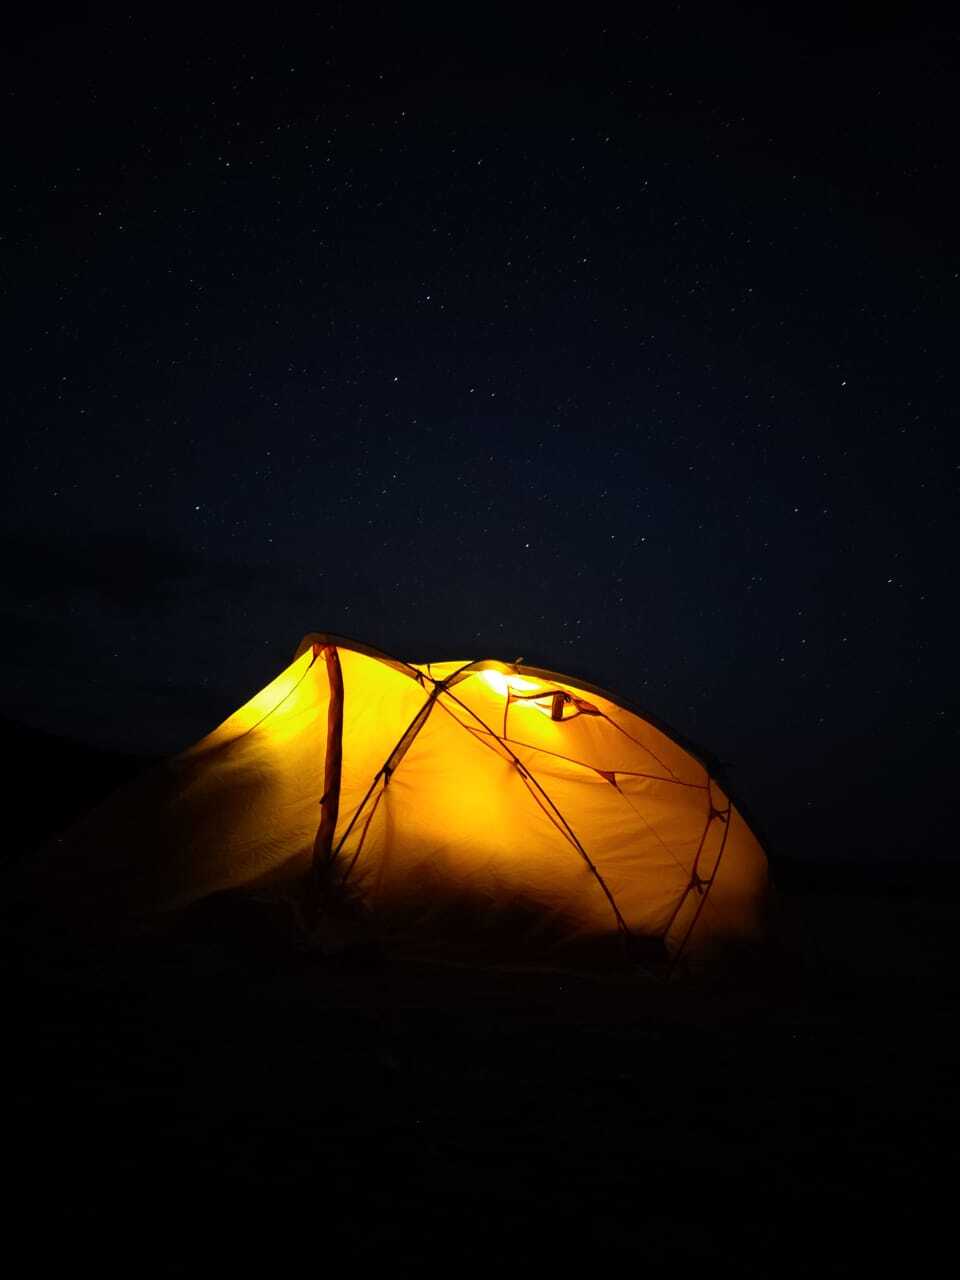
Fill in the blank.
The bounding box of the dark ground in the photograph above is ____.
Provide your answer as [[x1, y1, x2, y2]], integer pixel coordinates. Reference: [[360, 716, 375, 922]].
[[4, 730, 956, 1273]]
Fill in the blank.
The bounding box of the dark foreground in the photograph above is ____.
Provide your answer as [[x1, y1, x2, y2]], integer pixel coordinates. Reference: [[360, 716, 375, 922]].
[[5, 886, 956, 1277]]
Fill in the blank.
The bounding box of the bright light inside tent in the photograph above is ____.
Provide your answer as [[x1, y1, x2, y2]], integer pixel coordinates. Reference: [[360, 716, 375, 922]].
[[479, 669, 543, 697]]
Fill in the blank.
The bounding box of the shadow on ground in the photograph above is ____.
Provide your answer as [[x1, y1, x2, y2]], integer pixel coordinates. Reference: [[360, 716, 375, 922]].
[[4, 879, 955, 1275]]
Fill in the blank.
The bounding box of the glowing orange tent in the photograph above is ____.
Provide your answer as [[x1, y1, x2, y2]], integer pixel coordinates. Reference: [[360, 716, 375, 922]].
[[29, 634, 770, 967]]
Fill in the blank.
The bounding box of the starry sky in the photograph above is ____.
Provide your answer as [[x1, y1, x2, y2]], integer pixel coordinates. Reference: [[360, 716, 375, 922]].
[[3, 6, 956, 865]]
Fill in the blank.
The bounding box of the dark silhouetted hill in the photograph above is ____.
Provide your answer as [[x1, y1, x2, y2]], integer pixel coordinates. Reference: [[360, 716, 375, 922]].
[[1, 718, 158, 861]]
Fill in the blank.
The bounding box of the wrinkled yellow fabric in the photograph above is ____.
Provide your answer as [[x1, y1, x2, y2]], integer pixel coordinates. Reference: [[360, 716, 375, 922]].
[[29, 638, 769, 959], [34, 648, 330, 920], [332, 652, 768, 956]]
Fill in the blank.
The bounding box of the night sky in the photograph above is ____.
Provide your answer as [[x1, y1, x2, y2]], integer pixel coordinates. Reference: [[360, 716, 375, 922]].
[[3, 6, 956, 866]]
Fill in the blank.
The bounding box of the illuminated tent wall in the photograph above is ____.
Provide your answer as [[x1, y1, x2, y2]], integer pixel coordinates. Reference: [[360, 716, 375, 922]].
[[25, 635, 770, 967]]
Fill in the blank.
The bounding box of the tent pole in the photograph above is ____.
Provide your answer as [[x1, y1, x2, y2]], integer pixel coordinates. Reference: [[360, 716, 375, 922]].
[[306, 645, 344, 926]]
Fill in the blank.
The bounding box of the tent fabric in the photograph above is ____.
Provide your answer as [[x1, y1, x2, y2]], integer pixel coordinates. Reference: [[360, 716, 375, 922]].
[[23, 635, 770, 966]]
